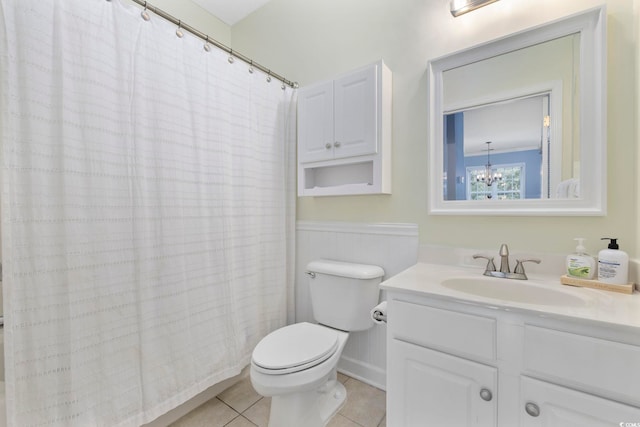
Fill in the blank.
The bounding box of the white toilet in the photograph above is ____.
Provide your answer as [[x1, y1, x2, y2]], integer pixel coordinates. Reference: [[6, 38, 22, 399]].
[[250, 259, 384, 427]]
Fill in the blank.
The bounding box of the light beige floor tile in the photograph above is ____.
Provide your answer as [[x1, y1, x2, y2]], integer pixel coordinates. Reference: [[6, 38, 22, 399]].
[[242, 397, 271, 427], [217, 377, 262, 413], [169, 397, 239, 427], [176, 373, 386, 427], [339, 378, 386, 427], [225, 415, 257, 427], [327, 414, 363, 427]]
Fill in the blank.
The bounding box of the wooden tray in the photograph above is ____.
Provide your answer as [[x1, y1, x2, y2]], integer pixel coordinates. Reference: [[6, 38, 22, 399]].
[[560, 275, 635, 294]]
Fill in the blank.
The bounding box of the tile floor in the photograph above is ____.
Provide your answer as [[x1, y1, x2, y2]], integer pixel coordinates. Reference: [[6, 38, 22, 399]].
[[170, 372, 386, 427]]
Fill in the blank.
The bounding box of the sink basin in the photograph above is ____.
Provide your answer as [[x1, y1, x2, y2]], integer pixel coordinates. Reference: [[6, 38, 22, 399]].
[[440, 277, 588, 307]]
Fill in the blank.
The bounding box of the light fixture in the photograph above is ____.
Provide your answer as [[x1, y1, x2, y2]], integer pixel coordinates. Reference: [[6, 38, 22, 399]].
[[450, 0, 500, 17], [476, 141, 502, 188]]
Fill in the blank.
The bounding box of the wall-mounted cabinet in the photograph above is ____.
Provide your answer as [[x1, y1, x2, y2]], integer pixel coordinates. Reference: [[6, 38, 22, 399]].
[[297, 60, 392, 196]]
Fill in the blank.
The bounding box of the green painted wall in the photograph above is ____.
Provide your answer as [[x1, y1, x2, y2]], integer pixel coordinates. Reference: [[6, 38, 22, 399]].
[[231, 0, 638, 258]]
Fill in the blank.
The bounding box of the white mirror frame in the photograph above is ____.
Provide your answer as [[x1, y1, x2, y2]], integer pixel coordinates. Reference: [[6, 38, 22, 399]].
[[428, 6, 606, 216]]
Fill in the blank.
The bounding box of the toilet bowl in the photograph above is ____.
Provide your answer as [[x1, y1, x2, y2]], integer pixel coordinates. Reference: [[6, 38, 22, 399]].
[[251, 322, 349, 427], [250, 259, 384, 427]]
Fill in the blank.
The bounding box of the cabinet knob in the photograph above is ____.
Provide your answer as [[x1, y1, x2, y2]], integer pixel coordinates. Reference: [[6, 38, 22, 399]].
[[525, 402, 540, 417], [325, 143, 332, 149], [334, 141, 341, 148], [479, 388, 492, 402]]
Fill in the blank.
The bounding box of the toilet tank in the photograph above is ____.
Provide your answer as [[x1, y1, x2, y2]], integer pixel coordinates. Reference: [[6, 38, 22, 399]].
[[307, 259, 384, 332]]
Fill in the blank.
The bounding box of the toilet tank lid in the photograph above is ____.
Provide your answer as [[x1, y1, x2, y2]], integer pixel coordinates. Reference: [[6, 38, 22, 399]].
[[306, 259, 385, 279]]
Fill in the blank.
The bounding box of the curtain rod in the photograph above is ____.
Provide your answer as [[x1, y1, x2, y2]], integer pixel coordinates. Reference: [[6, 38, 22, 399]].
[[122, 0, 298, 89]]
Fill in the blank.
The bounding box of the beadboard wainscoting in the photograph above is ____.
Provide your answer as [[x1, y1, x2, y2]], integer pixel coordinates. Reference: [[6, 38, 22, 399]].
[[296, 221, 419, 390]]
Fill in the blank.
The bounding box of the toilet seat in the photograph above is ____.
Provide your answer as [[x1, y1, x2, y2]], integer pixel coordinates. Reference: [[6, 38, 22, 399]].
[[252, 322, 339, 375]]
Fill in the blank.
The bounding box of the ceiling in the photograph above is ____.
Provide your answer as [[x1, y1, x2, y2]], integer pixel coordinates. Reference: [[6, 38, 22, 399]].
[[192, 0, 272, 25], [462, 95, 547, 156]]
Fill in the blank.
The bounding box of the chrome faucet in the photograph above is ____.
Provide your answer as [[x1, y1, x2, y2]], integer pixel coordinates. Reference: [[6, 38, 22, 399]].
[[473, 244, 541, 280]]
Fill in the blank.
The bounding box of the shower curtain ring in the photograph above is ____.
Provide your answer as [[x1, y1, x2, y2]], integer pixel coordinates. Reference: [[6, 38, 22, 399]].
[[228, 50, 235, 64], [141, 1, 150, 21], [176, 20, 184, 38], [204, 36, 211, 52], [266, 70, 272, 83], [248, 60, 254, 74]]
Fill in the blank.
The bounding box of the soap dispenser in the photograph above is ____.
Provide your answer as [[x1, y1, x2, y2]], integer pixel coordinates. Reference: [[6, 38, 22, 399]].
[[566, 238, 595, 279], [598, 238, 629, 285]]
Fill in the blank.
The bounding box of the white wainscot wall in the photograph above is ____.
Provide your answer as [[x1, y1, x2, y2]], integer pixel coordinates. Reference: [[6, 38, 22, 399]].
[[296, 221, 419, 390]]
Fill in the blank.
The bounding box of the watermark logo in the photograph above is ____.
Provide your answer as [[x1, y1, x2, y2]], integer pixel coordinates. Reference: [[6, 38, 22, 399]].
[[620, 423, 640, 427]]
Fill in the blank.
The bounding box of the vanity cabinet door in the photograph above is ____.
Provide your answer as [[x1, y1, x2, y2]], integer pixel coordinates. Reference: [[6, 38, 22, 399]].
[[388, 339, 497, 427], [520, 376, 640, 427]]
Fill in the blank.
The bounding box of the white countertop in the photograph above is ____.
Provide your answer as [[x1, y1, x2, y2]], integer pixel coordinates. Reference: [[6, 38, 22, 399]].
[[380, 262, 640, 330]]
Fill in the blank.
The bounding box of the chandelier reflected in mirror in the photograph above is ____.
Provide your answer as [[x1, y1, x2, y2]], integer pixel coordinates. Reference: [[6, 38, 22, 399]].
[[476, 141, 502, 187]]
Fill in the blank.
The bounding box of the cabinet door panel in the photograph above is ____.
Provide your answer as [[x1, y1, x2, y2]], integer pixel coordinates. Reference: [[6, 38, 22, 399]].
[[388, 339, 497, 427], [391, 299, 496, 362], [334, 65, 377, 159], [524, 324, 640, 406], [520, 376, 640, 427], [298, 80, 334, 163]]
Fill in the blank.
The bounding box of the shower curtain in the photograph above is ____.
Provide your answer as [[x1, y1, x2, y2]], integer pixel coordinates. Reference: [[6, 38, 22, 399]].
[[0, 0, 296, 425]]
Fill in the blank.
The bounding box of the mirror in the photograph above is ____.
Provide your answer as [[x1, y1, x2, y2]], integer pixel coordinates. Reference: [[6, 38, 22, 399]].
[[428, 6, 606, 215]]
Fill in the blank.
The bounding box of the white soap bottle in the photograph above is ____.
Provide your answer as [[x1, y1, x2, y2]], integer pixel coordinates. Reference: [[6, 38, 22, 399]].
[[566, 238, 595, 279], [597, 238, 629, 285]]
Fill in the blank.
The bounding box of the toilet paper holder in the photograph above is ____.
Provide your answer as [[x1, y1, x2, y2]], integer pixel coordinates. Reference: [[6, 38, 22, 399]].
[[372, 310, 387, 323], [371, 301, 388, 324]]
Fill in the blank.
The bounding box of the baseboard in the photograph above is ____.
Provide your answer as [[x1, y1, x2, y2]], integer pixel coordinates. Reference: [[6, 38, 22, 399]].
[[338, 355, 386, 391]]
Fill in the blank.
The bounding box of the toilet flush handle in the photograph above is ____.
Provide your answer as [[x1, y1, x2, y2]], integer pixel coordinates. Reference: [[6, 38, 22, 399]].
[[305, 271, 316, 279]]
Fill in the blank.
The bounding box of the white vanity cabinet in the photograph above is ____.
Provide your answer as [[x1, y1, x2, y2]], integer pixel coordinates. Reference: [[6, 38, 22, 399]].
[[297, 60, 391, 196], [389, 339, 497, 426], [386, 294, 640, 427], [387, 300, 498, 426], [520, 377, 640, 426], [519, 323, 640, 426]]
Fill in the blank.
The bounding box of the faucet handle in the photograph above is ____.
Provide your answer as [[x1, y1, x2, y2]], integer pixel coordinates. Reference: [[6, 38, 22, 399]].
[[514, 258, 542, 276], [473, 254, 496, 275]]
